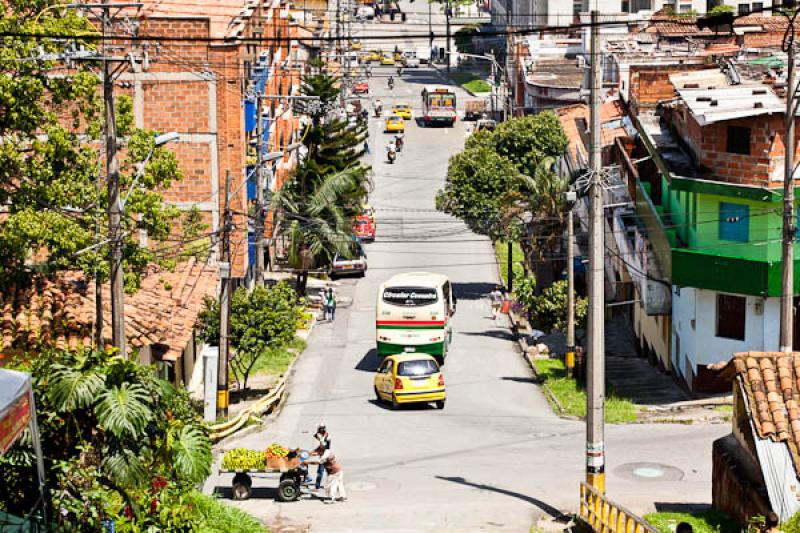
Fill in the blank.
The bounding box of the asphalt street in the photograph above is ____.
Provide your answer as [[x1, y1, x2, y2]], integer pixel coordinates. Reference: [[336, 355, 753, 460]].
[[204, 19, 729, 533]]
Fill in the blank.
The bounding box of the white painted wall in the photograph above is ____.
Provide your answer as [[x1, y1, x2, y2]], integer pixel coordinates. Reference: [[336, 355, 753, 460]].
[[671, 287, 780, 387]]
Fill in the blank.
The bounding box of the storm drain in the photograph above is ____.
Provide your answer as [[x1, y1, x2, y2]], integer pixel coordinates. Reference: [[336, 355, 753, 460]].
[[614, 462, 684, 482]]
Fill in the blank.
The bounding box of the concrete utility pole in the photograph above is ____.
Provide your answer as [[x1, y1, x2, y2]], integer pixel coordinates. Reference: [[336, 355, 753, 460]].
[[103, 7, 124, 358], [254, 96, 266, 285], [586, 10, 605, 493], [445, 0, 451, 74], [217, 170, 232, 418], [490, 50, 497, 118], [781, 42, 797, 353], [566, 208, 575, 378]]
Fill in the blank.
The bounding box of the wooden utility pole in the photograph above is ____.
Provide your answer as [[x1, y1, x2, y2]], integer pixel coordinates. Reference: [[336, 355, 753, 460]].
[[586, 10, 605, 493], [254, 96, 266, 285], [217, 170, 232, 418], [445, 0, 451, 74], [781, 42, 797, 353]]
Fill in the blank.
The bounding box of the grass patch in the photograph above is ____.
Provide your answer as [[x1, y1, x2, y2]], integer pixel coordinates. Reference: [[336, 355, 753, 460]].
[[644, 510, 739, 533], [449, 70, 491, 93], [189, 491, 268, 532], [714, 404, 733, 413], [250, 337, 307, 377], [495, 241, 525, 289], [533, 358, 637, 423], [463, 79, 491, 93]]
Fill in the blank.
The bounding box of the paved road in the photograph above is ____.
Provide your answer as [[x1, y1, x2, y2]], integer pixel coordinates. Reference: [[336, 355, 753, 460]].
[[205, 38, 728, 533]]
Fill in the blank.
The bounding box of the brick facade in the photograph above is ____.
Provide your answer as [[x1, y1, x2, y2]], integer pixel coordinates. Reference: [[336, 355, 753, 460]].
[[627, 64, 709, 116]]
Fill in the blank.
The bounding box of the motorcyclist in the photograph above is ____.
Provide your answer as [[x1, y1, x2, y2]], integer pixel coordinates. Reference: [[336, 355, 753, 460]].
[[394, 134, 404, 153], [386, 140, 397, 163], [365, 65, 371, 78], [387, 76, 394, 90], [374, 98, 383, 117], [396, 65, 402, 76]]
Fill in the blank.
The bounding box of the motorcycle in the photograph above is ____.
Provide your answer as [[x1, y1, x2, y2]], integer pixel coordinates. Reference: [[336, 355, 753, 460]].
[[387, 147, 396, 164], [374, 103, 383, 117], [395, 135, 404, 153], [387, 77, 394, 91]]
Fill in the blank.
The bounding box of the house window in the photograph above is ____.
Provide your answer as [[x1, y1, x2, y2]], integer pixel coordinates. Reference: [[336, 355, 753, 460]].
[[752, 2, 763, 12], [679, 3, 693, 12], [738, 3, 750, 14], [726, 126, 751, 154], [716, 294, 746, 340], [719, 202, 750, 242]]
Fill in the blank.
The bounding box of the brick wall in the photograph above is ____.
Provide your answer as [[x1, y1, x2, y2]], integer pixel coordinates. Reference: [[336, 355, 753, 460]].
[[672, 108, 794, 186], [628, 64, 710, 116]]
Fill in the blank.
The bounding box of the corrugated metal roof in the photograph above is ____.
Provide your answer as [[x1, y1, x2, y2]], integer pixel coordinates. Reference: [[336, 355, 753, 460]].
[[676, 85, 784, 126]]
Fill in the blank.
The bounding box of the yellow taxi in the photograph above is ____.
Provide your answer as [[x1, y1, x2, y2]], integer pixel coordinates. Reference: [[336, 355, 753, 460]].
[[393, 50, 403, 61], [380, 52, 396, 65], [385, 114, 404, 133], [374, 353, 445, 409], [392, 103, 412, 120], [351, 39, 362, 50], [365, 50, 382, 62]]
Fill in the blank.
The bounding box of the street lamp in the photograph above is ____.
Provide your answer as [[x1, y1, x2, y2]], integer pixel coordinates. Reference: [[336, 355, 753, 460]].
[[121, 131, 180, 209]]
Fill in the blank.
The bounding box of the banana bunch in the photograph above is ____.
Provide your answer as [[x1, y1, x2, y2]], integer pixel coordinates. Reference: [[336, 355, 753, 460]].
[[265, 443, 290, 459], [222, 448, 267, 470]]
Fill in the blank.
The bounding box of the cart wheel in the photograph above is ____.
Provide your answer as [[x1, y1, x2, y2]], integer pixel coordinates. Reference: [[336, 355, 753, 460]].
[[276, 479, 301, 502], [232, 473, 253, 500]]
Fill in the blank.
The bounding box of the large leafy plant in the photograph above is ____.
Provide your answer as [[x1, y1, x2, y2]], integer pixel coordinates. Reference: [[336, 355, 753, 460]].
[[0, 348, 211, 529]]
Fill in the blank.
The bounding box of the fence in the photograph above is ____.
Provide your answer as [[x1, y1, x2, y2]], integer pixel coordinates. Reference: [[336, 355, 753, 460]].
[[579, 482, 659, 533]]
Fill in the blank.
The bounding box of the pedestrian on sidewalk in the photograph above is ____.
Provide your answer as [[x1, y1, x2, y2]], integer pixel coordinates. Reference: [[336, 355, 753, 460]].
[[313, 424, 331, 490], [489, 285, 503, 321], [325, 287, 337, 321]]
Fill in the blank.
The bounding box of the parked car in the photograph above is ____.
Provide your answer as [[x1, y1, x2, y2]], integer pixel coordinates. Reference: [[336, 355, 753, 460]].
[[353, 213, 376, 242], [356, 6, 375, 19], [330, 242, 367, 278], [373, 353, 446, 409], [381, 53, 396, 65], [402, 55, 420, 68]]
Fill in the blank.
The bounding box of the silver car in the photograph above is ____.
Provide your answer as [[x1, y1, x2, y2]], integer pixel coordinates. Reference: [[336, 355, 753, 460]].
[[330, 244, 367, 279]]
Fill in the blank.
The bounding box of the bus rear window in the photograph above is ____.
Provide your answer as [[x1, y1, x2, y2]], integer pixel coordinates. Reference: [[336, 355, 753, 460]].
[[382, 286, 438, 306]]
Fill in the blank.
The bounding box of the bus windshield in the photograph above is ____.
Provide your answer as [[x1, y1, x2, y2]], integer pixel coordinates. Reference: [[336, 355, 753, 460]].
[[382, 286, 438, 307]]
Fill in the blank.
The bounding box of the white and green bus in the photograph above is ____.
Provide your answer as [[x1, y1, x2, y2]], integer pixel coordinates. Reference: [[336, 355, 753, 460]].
[[376, 272, 456, 363]]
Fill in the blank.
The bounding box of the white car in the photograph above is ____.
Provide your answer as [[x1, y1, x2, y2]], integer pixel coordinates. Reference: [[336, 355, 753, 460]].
[[330, 243, 367, 279], [402, 55, 420, 68]]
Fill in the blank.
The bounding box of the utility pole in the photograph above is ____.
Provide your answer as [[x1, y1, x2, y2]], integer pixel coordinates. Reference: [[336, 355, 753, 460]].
[[490, 51, 497, 118], [428, 1, 433, 53], [586, 10, 605, 493], [507, 242, 513, 293], [217, 170, 232, 419], [781, 42, 797, 353], [445, 0, 451, 74], [254, 96, 266, 285], [566, 208, 576, 378]]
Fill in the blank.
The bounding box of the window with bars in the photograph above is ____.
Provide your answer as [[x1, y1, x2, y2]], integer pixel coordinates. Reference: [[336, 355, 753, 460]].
[[716, 294, 746, 340]]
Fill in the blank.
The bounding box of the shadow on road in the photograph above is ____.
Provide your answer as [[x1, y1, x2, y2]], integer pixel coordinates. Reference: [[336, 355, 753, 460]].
[[654, 502, 713, 513], [500, 376, 539, 384], [434, 476, 564, 519], [213, 486, 277, 500], [460, 329, 515, 341], [368, 398, 438, 411], [452, 281, 495, 300], [355, 348, 381, 372]]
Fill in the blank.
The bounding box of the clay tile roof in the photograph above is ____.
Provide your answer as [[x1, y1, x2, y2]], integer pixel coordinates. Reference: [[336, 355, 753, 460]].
[[0, 260, 218, 363], [556, 100, 628, 163], [721, 352, 800, 478]]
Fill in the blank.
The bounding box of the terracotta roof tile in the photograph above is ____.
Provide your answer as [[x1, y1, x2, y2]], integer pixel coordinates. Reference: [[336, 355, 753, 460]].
[[0, 261, 217, 362], [556, 101, 628, 164], [722, 352, 800, 479]]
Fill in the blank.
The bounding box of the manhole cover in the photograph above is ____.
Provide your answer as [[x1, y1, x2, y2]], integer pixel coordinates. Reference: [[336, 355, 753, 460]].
[[615, 462, 684, 482], [347, 481, 377, 492]]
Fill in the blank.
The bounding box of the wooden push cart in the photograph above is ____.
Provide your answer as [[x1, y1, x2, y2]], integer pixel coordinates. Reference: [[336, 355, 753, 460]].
[[220, 454, 309, 502]]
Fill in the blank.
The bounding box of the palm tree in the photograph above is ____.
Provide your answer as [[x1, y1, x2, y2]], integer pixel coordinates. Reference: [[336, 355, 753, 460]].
[[507, 157, 571, 290], [274, 167, 372, 294]]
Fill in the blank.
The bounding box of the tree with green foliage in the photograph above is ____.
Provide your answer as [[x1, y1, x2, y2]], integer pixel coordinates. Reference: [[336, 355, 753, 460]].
[[709, 4, 734, 15], [276, 61, 372, 292], [0, 2, 182, 293], [524, 279, 588, 334], [437, 113, 569, 282], [0, 348, 212, 530], [199, 281, 302, 389], [436, 142, 521, 241]]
